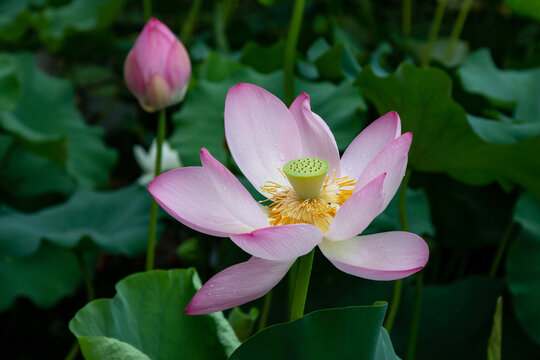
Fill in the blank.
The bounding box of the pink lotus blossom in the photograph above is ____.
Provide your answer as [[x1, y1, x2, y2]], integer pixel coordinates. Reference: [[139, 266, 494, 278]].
[[124, 18, 191, 112], [148, 84, 429, 315]]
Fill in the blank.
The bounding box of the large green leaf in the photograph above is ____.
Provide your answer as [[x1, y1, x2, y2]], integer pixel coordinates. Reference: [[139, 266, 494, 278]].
[[39, 0, 127, 50], [392, 277, 503, 360], [504, 0, 540, 21], [69, 269, 240, 360], [0, 112, 67, 165], [0, 0, 44, 42], [0, 133, 13, 161], [0, 54, 20, 111], [306, 37, 361, 80], [458, 49, 540, 124], [507, 193, 540, 345], [356, 64, 540, 199], [230, 304, 399, 360], [171, 53, 365, 167], [366, 188, 434, 237], [467, 114, 540, 144], [0, 243, 92, 310], [0, 184, 157, 257], [0, 53, 116, 194], [1, 145, 74, 196], [240, 41, 285, 74]]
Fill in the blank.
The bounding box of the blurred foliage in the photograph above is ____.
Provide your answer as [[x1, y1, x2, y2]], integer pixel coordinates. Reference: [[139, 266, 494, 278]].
[[0, 0, 539, 358], [0, 53, 116, 198], [0, 243, 96, 310], [507, 194, 540, 346], [357, 64, 540, 199], [0, 185, 156, 257]]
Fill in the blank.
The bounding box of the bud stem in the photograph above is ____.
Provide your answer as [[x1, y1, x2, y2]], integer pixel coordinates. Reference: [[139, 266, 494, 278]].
[[284, 0, 306, 106], [146, 110, 166, 271], [143, 0, 152, 21]]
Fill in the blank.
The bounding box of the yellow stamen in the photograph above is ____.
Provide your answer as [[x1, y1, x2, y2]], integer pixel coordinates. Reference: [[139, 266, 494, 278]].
[[260, 169, 356, 232]]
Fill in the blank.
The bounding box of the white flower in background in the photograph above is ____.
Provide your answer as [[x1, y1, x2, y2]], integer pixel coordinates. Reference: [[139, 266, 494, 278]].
[[133, 139, 182, 186]]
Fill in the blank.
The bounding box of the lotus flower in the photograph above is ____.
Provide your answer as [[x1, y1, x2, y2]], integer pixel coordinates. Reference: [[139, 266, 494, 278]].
[[124, 18, 191, 112], [133, 139, 182, 186], [148, 84, 429, 315]]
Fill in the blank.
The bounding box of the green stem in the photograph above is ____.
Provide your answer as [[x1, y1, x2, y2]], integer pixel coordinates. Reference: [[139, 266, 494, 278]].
[[384, 170, 411, 332], [257, 290, 273, 332], [143, 0, 152, 21], [420, 0, 448, 67], [443, 0, 474, 61], [64, 342, 80, 360], [66, 252, 95, 360], [287, 259, 299, 317], [384, 278, 402, 333], [180, 0, 203, 45], [489, 221, 515, 278], [398, 170, 411, 232], [402, 0, 413, 36], [359, 0, 378, 42], [406, 271, 424, 360], [214, 1, 231, 54], [289, 249, 315, 321], [76, 252, 95, 302], [284, 0, 307, 106], [146, 110, 166, 271]]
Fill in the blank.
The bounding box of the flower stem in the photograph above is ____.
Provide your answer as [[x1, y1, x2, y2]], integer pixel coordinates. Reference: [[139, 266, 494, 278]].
[[359, 0, 378, 42], [489, 220, 515, 277], [76, 251, 95, 302], [443, 0, 474, 62], [384, 278, 403, 333], [64, 342, 79, 360], [214, 0, 233, 54], [180, 0, 203, 45], [289, 249, 315, 321], [65, 251, 95, 360], [287, 259, 299, 316], [146, 110, 166, 271], [406, 271, 424, 360], [420, 0, 448, 67], [257, 290, 273, 332], [284, 0, 306, 106], [398, 170, 411, 232], [143, 0, 152, 21], [402, 0, 413, 36], [384, 170, 411, 333]]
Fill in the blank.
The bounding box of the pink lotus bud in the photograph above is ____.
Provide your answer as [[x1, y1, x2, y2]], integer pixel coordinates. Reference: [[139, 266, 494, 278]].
[[124, 18, 191, 112]]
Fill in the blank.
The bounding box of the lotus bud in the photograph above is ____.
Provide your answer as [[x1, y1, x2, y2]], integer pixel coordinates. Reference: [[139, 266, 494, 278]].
[[124, 18, 191, 112]]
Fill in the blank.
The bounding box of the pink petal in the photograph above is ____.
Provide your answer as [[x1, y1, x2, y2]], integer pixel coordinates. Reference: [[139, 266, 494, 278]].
[[230, 224, 322, 261], [134, 18, 176, 81], [324, 173, 386, 241], [354, 133, 412, 210], [225, 84, 303, 194], [200, 149, 269, 229], [289, 93, 340, 174], [123, 50, 146, 99], [143, 73, 171, 111], [148, 149, 268, 237], [340, 112, 402, 181], [185, 257, 294, 315], [163, 39, 191, 103], [319, 232, 429, 281]]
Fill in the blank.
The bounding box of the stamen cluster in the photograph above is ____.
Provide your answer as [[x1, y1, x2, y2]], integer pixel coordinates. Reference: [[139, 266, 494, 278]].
[[261, 170, 356, 232]]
